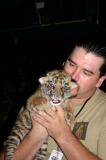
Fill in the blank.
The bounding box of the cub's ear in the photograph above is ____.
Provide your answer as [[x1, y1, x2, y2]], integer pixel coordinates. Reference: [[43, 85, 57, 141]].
[[39, 77, 47, 84]]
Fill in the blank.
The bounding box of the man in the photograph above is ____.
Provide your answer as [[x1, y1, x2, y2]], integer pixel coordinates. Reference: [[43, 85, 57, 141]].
[[0, 40, 106, 160], [32, 41, 106, 160]]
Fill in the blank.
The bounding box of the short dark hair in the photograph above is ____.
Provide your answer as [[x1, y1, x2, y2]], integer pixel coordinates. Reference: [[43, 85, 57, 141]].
[[75, 40, 106, 77]]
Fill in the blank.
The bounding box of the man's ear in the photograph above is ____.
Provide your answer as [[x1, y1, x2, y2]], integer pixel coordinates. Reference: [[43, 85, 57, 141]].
[[96, 74, 106, 88]]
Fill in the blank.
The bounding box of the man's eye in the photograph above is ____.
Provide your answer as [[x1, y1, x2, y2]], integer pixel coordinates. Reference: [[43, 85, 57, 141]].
[[68, 61, 76, 67], [83, 71, 92, 76], [70, 63, 75, 67]]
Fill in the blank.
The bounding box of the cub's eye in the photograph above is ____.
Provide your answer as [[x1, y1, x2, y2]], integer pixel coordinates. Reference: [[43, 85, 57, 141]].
[[62, 82, 70, 90], [62, 82, 68, 87], [48, 81, 54, 88], [64, 86, 70, 90]]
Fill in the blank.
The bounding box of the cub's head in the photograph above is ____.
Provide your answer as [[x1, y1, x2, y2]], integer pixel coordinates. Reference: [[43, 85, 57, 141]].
[[39, 70, 78, 106]]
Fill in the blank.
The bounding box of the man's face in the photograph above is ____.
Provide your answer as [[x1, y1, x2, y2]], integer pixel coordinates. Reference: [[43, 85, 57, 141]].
[[64, 46, 105, 98]]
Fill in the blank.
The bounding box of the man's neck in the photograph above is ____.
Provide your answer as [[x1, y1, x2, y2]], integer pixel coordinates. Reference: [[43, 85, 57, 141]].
[[68, 88, 97, 106]]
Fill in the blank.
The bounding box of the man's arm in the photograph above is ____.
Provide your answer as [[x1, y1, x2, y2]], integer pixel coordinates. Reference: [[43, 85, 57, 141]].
[[55, 128, 101, 160], [33, 107, 102, 160]]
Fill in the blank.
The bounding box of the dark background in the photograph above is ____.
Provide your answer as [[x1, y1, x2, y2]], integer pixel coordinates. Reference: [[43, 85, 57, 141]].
[[0, 0, 106, 150]]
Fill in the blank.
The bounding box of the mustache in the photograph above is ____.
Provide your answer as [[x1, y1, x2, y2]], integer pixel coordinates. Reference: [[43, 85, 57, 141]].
[[71, 79, 77, 83]]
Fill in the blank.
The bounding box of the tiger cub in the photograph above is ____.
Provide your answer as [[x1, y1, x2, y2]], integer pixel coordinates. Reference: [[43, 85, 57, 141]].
[[4, 69, 77, 160]]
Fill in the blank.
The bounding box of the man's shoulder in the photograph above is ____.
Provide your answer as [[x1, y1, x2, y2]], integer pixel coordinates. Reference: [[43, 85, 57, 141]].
[[97, 88, 106, 98], [93, 89, 106, 104]]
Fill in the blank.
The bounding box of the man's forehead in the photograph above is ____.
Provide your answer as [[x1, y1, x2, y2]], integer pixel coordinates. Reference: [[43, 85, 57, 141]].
[[69, 50, 104, 75]]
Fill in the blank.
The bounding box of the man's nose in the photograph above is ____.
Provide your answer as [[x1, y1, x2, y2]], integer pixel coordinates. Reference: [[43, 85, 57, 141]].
[[71, 69, 80, 81]]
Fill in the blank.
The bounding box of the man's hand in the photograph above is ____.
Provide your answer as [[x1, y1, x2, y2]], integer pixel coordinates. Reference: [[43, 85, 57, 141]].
[[31, 110, 48, 140], [32, 107, 71, 141]]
